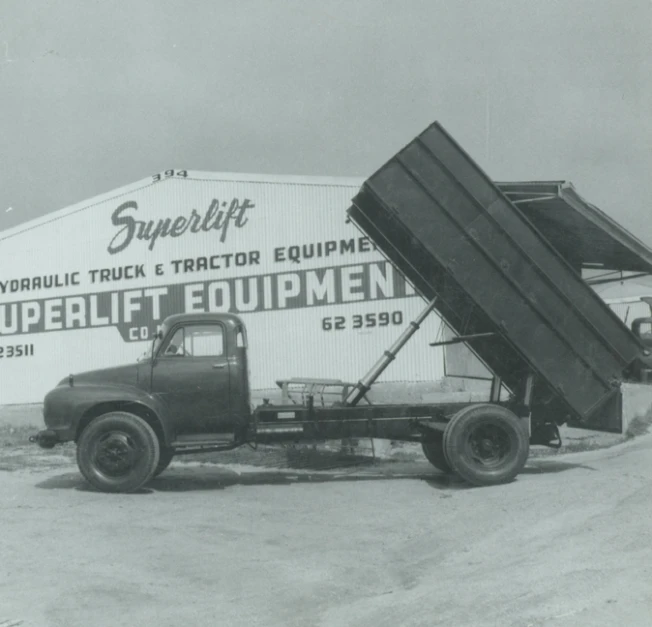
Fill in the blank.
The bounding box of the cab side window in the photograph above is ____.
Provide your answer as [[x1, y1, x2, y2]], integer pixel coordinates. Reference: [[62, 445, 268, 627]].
[[162, 324, 225, 358], [190, 324, 225, 357]]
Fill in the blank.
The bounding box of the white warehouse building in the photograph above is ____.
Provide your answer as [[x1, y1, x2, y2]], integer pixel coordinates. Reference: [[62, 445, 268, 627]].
[[3, 170, 650, 408], [0, 170, 448, 406]]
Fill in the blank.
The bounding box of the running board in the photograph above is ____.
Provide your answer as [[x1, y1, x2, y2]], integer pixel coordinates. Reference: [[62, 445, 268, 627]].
[[171, 434, 235, 448]]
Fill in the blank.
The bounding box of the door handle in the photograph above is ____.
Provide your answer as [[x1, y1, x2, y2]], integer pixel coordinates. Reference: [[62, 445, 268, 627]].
[[212, 363, 227, 369]]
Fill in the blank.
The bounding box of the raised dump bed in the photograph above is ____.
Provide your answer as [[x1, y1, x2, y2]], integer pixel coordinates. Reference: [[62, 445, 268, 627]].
[[347, 122, 646, 434]]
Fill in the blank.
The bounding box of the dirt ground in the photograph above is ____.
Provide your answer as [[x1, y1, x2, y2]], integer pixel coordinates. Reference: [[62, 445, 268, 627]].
[[1, 430, 652, 627]]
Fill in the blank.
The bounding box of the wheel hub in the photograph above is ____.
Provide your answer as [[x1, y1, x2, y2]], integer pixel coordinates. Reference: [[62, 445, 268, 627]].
[[468, 425, 510, 466], [95, 432, 139, 476]]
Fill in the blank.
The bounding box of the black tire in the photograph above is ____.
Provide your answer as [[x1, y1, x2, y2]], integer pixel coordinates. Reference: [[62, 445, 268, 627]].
[[76, 411, 160, 493], [421, 432, 451, 473], [153, 447, 175, 477], [443, 404, 529, 486]]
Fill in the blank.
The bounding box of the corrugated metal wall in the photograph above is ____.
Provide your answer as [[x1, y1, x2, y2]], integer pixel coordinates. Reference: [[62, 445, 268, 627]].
[[0, 171, 445, 404], [605, 299, 651, 326]]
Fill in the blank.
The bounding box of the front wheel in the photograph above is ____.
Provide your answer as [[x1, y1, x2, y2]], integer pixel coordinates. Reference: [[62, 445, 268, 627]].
[[443, 404, 529, 486], [76, 411, 160, 493]]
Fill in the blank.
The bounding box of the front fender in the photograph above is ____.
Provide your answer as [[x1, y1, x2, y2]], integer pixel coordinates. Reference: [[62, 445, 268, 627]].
[[43, 384, 173, 444]]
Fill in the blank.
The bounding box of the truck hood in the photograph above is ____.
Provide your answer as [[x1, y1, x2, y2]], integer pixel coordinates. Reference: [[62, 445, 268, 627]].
[[62, 364, 140, 388]]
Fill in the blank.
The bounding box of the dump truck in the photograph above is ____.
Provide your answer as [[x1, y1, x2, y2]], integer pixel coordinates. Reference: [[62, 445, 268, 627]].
[[30, 122, 652, 493]]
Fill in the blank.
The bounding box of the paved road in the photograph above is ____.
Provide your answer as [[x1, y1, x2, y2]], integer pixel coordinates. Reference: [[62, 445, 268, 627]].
[[1, 438, 652, 627]]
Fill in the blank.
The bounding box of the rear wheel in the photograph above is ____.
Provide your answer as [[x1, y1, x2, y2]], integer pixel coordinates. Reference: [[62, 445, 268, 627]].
[[76, 411, 160, 493], [443, 404, 529, 486], [421, 432, 451, 472]]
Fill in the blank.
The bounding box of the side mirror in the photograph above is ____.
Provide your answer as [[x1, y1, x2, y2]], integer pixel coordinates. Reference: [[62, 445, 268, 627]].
[[150, 329, 165, 363]]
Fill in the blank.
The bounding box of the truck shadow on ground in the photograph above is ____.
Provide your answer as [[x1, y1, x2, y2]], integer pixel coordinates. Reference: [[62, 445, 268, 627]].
[[34, 457, 595, 494]]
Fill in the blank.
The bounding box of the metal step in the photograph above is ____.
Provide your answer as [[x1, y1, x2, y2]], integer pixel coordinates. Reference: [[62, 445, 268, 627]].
[[171, 433, 235, 448]]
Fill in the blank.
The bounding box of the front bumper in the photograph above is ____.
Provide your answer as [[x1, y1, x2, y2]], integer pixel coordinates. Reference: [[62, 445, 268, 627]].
[[29, 430, 61, 449]]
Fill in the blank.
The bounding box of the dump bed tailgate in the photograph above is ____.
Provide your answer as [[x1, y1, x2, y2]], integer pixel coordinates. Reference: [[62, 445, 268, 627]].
[[347, 122, 642, 430]]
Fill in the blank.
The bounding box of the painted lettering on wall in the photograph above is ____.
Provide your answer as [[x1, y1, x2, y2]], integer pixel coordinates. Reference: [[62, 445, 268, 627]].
[[0, 273, 81, 294], [107, 198, 253, 255], [0, 262, 416, 342]]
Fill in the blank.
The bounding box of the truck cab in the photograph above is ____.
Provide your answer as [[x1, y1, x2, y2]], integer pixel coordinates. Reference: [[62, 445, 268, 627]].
[[145, 313, 251, 439], [34, 312, 252, 489], [631, 317, 652, 349], [630, 316, 652, 381]]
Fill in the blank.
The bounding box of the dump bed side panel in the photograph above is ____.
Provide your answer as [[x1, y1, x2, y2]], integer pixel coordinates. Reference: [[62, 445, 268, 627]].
[[348, 122, 641, 427]]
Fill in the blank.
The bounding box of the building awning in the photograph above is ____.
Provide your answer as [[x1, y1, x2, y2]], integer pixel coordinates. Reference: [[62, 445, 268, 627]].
[[496, 181, 652, 277]]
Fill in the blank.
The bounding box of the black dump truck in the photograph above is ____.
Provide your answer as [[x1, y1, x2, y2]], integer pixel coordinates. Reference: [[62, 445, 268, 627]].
[[31, 122, 652, 493]]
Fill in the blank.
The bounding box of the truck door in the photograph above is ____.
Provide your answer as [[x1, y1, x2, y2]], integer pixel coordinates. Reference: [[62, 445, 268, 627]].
[[151, 322, 232, 436]]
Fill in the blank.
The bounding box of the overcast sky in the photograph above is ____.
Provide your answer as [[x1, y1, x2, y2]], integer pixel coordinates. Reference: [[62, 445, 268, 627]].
[[1, 1, 651, 242]]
